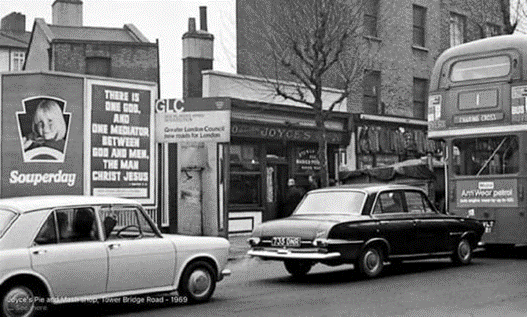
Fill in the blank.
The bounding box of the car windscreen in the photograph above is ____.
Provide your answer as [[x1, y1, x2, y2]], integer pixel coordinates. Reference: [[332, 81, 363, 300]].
[[294, 191, 366, 215], [0, 209, 17, 238]]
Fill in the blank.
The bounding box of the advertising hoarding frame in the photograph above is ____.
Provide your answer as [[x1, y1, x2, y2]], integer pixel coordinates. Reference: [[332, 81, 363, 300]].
[[85, 78, 157, 206]]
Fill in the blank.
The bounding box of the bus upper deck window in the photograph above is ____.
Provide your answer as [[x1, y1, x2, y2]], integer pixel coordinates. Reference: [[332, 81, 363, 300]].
[[450, 55, 510, 82]]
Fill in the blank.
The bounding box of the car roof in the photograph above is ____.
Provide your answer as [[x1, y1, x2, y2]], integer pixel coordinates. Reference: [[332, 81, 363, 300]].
[[309, 183, 425, 194], [0, 195, 140, 214]]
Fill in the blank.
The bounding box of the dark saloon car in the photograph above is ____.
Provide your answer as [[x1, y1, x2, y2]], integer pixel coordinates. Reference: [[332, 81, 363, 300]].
[[247, 184, 484, 278]]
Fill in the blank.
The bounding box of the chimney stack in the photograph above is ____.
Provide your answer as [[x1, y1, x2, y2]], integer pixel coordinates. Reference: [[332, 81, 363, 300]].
[[188, 17, 196, 32], [52, 0, 83, 27], [1, 12, 26, 32], [182, 7, 214, 98], [200, 6, 208, 31]]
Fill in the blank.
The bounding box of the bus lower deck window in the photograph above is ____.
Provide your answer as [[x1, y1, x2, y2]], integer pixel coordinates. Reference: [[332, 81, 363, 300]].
[[453, 136, 519, 175]]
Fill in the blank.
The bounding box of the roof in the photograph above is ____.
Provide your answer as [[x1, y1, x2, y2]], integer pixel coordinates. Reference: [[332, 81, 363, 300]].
[[310, 183, 424, 194], [0, 195, 140, 214], [0, 30, 30, 48], [30, 18, 151, 45], [47, 25, 147, 43], [430, 35, 527, 89]]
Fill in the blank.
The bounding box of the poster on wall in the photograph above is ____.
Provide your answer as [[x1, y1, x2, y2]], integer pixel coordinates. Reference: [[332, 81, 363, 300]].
[[86, 79, 156, 205], [155, 97, 230, 143], [294, 147, 320, 173], [1, 73, 84, 197]]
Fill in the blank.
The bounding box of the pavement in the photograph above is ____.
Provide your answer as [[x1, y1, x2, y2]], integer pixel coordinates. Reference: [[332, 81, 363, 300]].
[[228, 234, 251, 261]]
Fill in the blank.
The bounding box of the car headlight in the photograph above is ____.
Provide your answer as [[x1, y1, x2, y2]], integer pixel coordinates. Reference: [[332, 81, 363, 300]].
[[313, 238, 328, 247], [247, 237, 261, 246], [312, 230, 328, 247]]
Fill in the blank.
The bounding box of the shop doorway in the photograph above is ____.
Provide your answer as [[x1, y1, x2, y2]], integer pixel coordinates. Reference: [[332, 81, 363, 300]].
[[265, 163, 288, 221]]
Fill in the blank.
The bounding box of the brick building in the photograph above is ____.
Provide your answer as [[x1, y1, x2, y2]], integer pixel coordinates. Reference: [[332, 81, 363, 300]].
[[236, 0, 505, 169], [24, 0, 159, 84]]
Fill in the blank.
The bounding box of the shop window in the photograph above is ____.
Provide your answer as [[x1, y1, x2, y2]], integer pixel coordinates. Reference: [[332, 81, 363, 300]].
[[266, 143, 287, 160], [413, 5, 426, 47], [230, 144, 262, 205], [229, 174, 261, 205], [230, 144, 259, 172]]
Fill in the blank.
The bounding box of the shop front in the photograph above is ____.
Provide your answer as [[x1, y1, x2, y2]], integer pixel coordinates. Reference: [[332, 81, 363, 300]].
[[354, 114, 444, 169], [227, 99, 351, 234]]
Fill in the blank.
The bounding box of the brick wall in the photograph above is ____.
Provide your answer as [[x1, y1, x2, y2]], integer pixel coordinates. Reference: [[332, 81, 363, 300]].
[[53, 42, 158, 82], [236, 0, 504, 118]]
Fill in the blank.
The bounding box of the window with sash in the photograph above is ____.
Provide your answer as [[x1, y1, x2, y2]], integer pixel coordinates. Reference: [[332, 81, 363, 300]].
[[450, 12, 466, 47], [11, 51, 24, 71], [413, 5, 426, 47], [485, 23, 500, 37], [413, 78, 428, 119], [363, 70, 381, 114], [364, 0, 380, 37]]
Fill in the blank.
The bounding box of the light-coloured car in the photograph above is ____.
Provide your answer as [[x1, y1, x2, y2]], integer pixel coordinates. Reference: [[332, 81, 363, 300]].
[[0, 195, 230, 317]]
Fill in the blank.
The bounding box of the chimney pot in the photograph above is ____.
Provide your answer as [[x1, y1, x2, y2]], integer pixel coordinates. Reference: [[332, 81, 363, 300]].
[[200, 6, 207, 31], [188, 18, 196, 32]]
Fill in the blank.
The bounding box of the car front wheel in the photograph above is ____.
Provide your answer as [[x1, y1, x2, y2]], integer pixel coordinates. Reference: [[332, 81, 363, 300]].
[[284, 260, 313, 277], [1, 284, 45, 317], [357, 246, 384, 278], [178, 261, 217, 303], [451, 238, 473, 265]]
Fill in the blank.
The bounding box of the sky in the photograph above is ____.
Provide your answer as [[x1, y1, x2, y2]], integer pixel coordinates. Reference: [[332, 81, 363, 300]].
[[0, 0, 236, 98], [511, 0, 527, 34]]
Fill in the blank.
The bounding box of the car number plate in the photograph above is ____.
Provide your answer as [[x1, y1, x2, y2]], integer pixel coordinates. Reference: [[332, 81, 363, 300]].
[[482, 220, 495, 233], [271, 237, 301, 247]]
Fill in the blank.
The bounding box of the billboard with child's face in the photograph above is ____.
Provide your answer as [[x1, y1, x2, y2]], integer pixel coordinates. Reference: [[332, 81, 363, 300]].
[[1, 73, 157, 205], [1, 73, 84, 197]]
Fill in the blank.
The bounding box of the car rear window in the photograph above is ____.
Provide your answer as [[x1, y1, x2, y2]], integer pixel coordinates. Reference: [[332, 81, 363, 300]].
[[0, 209, 17, 237], [294, 191, 366, 215]]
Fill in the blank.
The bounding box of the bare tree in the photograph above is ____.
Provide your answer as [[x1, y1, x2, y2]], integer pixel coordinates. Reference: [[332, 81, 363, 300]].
[[241, 0, 383, 187], [501, 0, 518, 34]]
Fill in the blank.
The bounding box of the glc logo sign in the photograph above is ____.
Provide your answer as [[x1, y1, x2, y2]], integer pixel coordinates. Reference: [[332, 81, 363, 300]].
[[155, 99, 185, 113]]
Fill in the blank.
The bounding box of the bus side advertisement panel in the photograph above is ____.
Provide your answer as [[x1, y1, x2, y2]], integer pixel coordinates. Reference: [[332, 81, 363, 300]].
[[456, 179, 518, 208]]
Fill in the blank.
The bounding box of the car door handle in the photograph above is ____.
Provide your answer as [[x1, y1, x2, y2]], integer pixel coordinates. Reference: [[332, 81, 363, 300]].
[[108, 243, 121, 250], [413, 219, 420, 225], [32, 250, 47, 255]]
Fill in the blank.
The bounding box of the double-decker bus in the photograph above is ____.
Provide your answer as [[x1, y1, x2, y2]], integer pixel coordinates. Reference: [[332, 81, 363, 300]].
[[428, 35, 527, 247]]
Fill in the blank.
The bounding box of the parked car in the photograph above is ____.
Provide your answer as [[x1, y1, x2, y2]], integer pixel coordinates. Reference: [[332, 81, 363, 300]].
[[0, 195, 231, 317], [247, 184, 484, 278]]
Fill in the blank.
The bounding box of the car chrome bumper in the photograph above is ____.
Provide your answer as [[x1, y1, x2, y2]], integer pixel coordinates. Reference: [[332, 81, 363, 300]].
[[248, 249, 341, 260]]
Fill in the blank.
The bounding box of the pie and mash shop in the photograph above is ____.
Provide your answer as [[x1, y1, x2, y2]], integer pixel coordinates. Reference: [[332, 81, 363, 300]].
[[0, 72, 156, 206]]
